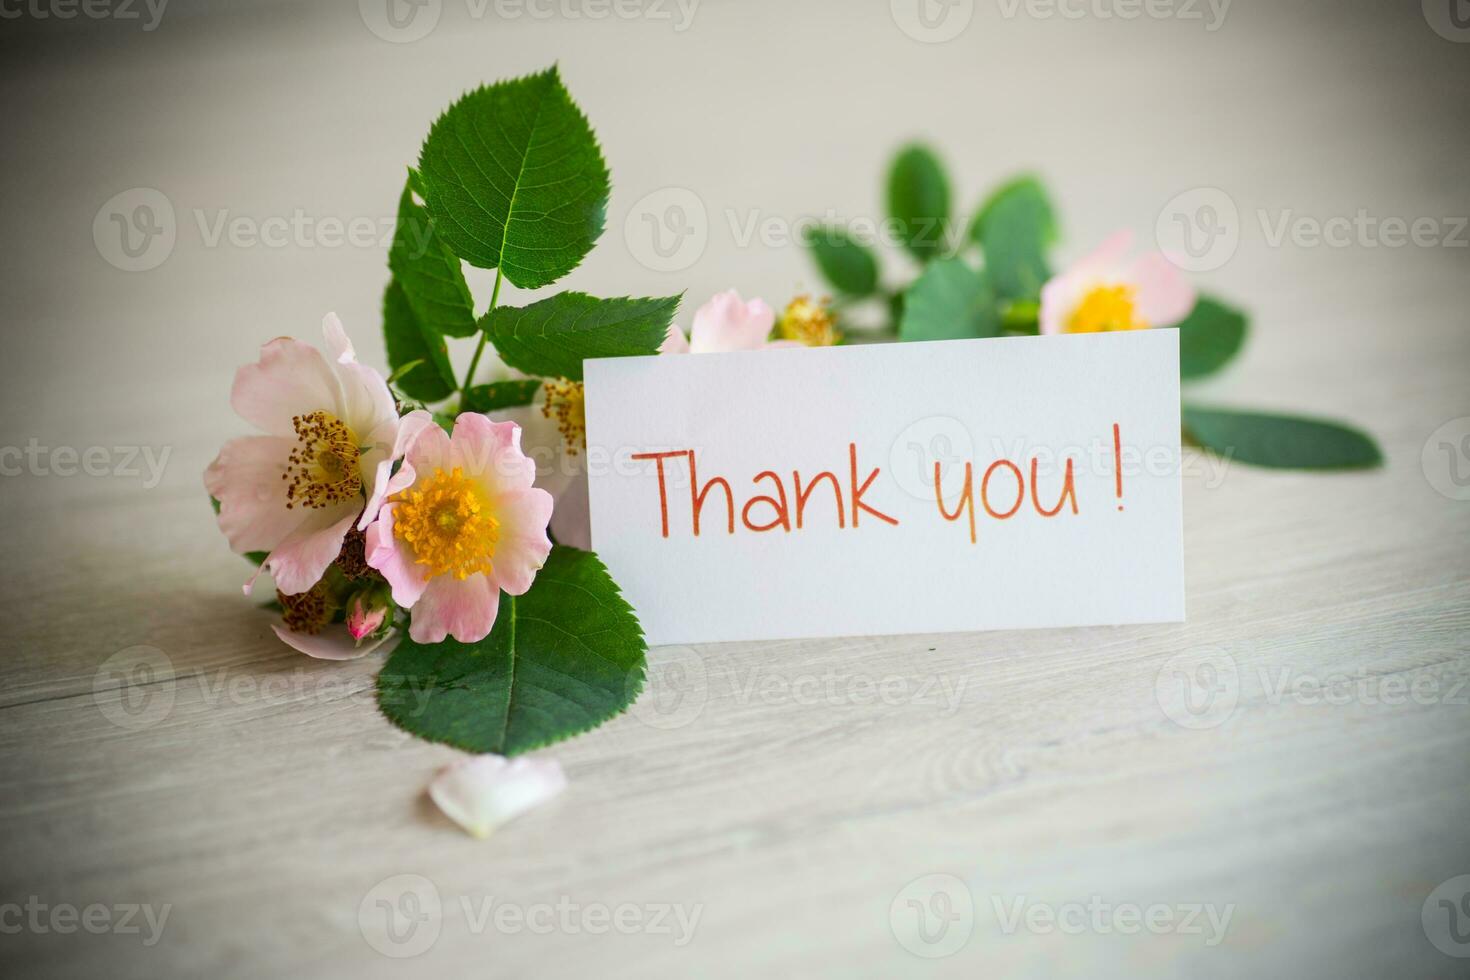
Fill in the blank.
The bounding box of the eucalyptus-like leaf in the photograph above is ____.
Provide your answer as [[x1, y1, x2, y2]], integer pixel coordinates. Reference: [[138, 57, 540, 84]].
[[886, 144, 951, 263], [1177, 296, 1247, 379], [462, 380, 542, 414], [804, 226, 880, 297], [382, 280, 457, 403], [1183, 406, 1382, 469], [418, 66, 610, 288], [376, 547, 647, 755], [899, 257, 999, 342], [969, 175, 1057, 302], [481, 291, 679, 381]]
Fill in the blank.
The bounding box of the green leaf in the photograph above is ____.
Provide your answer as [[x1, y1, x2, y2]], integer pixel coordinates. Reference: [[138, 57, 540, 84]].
[[899, 257, 999, 342], [886, 144, 951, 263], [388, 179, 477, 339], [1177, 295, 1247, 379], [482, 291, 679, 381], [462, 380, 542, 413], [999, 298, 1041, 334], [1182, 407, 1382, 470], [382, 280, 456, 403], [376, 547, 647, 755], [417, 66, 610, 288], [804, 226, 880, 297], [969, 175, 1057, 302]]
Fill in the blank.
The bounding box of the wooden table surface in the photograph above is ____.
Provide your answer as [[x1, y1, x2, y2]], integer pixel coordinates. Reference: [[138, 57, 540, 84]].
[[1, 1, 1467, 977]]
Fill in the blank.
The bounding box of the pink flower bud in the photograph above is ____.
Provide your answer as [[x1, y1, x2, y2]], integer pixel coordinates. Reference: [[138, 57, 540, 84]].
[[346, 592, 389, 642]]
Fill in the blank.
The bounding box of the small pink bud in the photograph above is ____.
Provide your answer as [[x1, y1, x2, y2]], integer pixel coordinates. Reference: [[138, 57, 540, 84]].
[[346, 593, 389, 641]]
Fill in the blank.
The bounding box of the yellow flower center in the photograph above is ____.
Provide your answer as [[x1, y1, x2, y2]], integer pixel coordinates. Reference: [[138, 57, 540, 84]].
[[777, 295, 840, 347], [541, 379, 587, 455], [392, 467, 499, 580], [284, 411, 362, 510], [1067, 284, 1149, 333]]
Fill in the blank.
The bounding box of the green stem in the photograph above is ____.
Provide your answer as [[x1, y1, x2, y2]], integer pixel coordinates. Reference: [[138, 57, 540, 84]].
[[1000, 299, 1040, 333], [460, 268, 504, 393]]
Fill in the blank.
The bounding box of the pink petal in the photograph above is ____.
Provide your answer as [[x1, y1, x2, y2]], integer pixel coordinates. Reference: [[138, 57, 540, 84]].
[[360, 409, 437, 531], [689, 290, 775, 353], [334, 361, 398, 450], [365, 504, 431, 609], [549, 474, 591, 551], [1073, 228, 1135, 281], [262, 507, 358, 596], [405, 418, 452, 476], [321, 312, 356, 364], [659, 323, 690, 354], [270, 623, 398, 661], [488, 487, 554, 594], [451, 414, 537, 491], [231, 337, 339, 439], [204, 435, 302, 554], [1037, 273, 1073, 335], [744, 298, 775, 332], [320, 313, 398, 475], [499, 404, 579, 501], [428, 755, 567, 839], [1128, 251, 1197, 327], [409, 573, 500, 644]]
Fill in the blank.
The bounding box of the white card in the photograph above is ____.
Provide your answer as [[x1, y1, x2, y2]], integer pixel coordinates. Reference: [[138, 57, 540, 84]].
[[584, 330, 1184, 645]]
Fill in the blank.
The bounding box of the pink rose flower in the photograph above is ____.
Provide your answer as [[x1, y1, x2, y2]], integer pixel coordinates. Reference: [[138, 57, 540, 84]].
[[364, 413, 553, 644], [205, 314, 401, 597], [1038, 229, 1196, 335], [659, 289, 780, 354]]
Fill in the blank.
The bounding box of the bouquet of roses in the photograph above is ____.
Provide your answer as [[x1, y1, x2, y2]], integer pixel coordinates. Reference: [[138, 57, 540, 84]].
[[206, 65, 1378, 838]]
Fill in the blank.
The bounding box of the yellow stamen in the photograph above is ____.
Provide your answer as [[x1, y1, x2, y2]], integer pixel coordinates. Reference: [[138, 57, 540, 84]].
[[777, 295, 840, 347], [283, 411, 362, 510], [392, 467, 499, 580], [541, 380, 587, 455], [1067, 284, 1149, 333]]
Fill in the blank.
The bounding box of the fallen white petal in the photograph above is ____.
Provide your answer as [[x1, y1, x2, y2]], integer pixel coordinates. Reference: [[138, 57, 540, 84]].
[[428, 755, 567, 839], [270, 624, 397, 661]]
